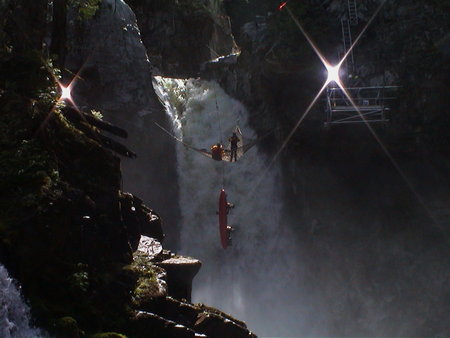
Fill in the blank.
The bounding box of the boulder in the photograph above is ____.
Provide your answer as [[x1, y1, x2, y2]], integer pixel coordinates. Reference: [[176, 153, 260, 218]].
[[156, 256, 201, 302], [120, 194, 164, 251], [128, 311, 197, 338], [136, 236, 163, 261], [195, 312, 256, 338]]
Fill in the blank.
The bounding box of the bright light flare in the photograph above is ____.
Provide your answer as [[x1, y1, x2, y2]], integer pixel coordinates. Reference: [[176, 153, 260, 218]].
[[60, 85, 72, 101], [57, 79, 78, 108], [325, 63, 342, 86]]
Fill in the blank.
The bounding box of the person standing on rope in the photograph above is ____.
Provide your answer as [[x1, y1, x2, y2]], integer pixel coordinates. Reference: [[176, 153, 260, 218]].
[[211, 143, 224, 161], [228, 132, 240, 162]]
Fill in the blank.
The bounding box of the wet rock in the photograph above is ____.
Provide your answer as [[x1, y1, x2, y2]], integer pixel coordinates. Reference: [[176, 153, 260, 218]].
[[128, 311, 197, 338], [156, 256, 201, 302], [137, 296, 199, 328], [128, 0, 236, 77], [132, 241, 168, 300], [194, 312, 256, 338], [120, 194, 164, 251], [136, 236, 163, 260], [131, 296, 256, 338]]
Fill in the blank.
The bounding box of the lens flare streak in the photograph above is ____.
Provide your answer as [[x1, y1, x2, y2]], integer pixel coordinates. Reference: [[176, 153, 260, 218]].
[[284, 5, 329, 67], [340, 1, 386, 68]]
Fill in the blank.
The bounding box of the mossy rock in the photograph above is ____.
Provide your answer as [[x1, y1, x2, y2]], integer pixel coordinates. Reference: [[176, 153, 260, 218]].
[[54, 316, 84, 338], [129, 254, 167, 306]]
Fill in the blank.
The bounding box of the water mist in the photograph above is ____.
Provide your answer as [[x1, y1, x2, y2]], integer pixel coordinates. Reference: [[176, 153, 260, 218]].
[[154, 77, 304, 336]]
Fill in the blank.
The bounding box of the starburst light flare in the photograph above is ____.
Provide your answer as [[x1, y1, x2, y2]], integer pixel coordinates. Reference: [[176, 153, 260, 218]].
[[325, 62, 343, 86], [59, 84, 72, 101], [36, 76, 81, 136], [56, 77, 81, 110], [260, 1, 438, 226], [283, 5, 329, 67]]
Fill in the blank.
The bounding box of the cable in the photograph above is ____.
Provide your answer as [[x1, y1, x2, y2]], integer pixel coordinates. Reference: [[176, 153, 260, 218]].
[[214, 92, 226, 188]]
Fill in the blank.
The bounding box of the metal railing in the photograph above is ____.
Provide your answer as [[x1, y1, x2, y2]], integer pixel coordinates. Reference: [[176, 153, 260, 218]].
[[325, 86, 399, 125]]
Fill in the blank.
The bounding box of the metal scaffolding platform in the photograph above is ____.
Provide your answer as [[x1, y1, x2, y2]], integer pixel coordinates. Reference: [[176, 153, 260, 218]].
[[325, 86, 398, 125]]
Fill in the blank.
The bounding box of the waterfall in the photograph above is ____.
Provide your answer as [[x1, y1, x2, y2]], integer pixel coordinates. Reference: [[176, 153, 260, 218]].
[[154, 77, 303, 335], [0, 264, 45, 338]]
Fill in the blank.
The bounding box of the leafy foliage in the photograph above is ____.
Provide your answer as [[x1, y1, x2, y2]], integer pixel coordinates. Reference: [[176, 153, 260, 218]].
[[69, 0, 102, 20]]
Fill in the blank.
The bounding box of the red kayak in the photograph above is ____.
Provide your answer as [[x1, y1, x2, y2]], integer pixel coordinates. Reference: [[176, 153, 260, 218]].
[[218, 189, 229, 249]]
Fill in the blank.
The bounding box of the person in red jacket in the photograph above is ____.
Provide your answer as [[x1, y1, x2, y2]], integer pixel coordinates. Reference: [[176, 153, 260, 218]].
[[210, 143, 223, 161]]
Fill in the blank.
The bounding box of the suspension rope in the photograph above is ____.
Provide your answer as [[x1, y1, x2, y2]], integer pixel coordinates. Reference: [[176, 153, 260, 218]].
[[215, 93, 226, 188], [215, 93, 223, 144]]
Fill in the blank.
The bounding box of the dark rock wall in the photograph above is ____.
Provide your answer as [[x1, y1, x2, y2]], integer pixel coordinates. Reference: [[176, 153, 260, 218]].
[[63, 0, 182, 248], [127, 0, 237, 77]]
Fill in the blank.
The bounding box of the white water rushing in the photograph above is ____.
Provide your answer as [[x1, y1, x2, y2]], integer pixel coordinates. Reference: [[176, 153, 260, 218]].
[[154, 78, 302, 335], [0, 264, 45, 338]]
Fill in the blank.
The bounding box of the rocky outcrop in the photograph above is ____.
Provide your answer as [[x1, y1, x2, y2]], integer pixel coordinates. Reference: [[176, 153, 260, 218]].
[[129, 236, 255, 337], [157, 256, 201, 303], [133, 235, 200, 302], [126, 0, 237, 77], [120, 193, 164, 250]]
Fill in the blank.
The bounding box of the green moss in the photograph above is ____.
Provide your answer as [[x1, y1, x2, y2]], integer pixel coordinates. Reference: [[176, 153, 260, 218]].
[[128, 254, 161, 304], [0, 50, 128, 335], [55, 316, 84, 337], [68, 263, 90, 293], [0, 97, 60, 227], [69, 0, 102, 21]]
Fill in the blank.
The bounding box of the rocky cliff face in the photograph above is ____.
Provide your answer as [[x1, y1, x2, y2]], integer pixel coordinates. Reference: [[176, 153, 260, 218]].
[[126, 0, 237, 77], [64, 0, 182, 248]]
